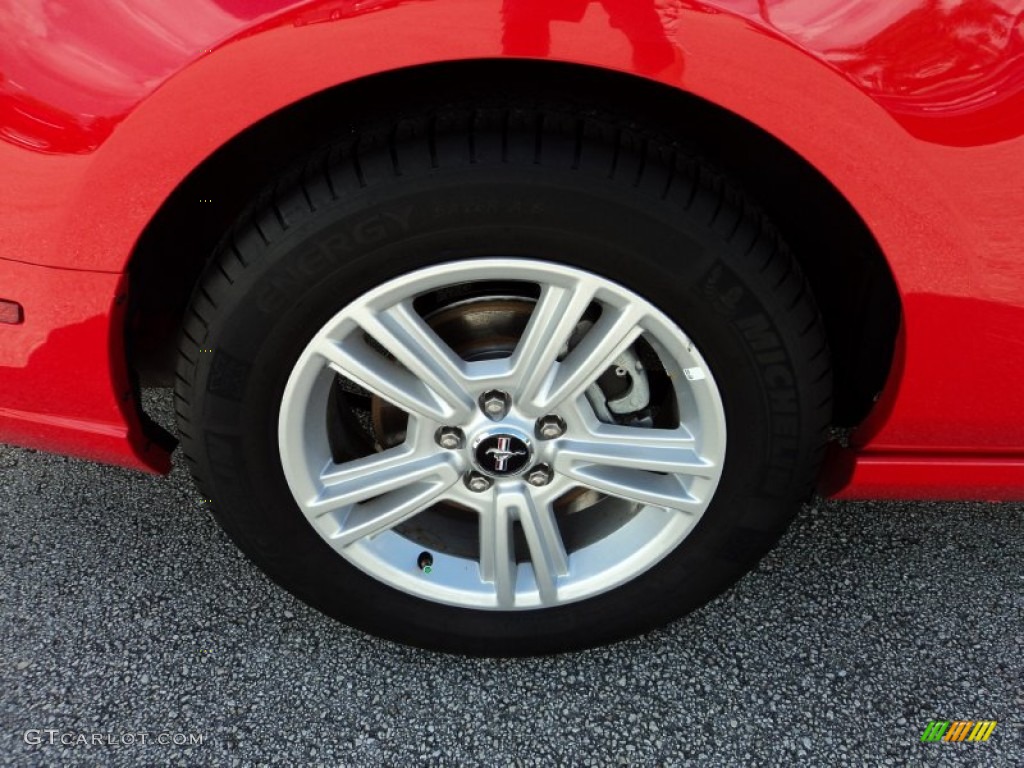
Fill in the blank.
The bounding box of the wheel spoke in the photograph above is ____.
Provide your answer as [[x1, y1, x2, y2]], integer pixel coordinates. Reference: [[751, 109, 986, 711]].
[[555, 425, 714, 478], [479, 499, 517, 609], [353, 301, 476, 422], [308, 447, 458, 519], [534, 304, 646, 414], [510, 283, 596, 406], [315, 334, 455, 423], [329, 479, 456, 547], [512, 490, 569, 606], [562, 464, 703, 513]]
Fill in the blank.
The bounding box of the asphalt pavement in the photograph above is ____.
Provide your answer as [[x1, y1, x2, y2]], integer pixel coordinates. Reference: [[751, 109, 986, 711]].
[[1, 390, 1021, 766]]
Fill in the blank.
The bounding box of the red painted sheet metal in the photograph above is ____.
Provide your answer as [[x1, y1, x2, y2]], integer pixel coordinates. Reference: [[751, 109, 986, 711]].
[[821, 445, 1024, 501], [0, 0, 1022, 491], [0, 257, 169, 472]]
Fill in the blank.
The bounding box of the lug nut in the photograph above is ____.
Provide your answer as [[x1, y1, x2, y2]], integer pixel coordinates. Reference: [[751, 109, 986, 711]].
[[526, 464, 553, 487], [465, 472, 493, 493], [535, 415, 566, 440], [480, 390, 510, 420], [436, 426, 464, 450]]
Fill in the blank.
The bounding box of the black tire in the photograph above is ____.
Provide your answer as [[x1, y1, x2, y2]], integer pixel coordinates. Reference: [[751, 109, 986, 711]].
[[174, 100, 831, 655]]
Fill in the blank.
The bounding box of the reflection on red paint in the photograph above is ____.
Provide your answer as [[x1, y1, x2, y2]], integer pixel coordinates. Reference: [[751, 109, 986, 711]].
[[502, 0, 684, 77], [292, 0, 405, 25], [1, 0, 1020, 153], [0, 0, 295, 154], [739, 0, 1024, 145]]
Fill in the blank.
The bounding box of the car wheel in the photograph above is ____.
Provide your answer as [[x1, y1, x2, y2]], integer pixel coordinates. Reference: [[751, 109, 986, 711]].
[[175, 101, 831, 655]]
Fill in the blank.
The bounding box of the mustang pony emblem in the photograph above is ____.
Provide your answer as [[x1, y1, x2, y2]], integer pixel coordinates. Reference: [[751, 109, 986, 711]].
[[485, 437, 527, 472]]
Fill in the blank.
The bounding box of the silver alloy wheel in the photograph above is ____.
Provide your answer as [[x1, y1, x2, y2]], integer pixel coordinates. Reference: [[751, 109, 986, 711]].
[[278, 259, 726, 610]]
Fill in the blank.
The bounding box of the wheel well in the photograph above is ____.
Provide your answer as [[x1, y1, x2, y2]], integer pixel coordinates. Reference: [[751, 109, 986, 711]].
[[127, 59, 900, 427]]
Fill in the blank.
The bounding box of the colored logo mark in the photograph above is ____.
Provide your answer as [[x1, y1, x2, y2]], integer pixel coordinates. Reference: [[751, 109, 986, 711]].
[[485, 436, 527, 472], [474, 432, 531, 475], [920, 720, 997, 742]]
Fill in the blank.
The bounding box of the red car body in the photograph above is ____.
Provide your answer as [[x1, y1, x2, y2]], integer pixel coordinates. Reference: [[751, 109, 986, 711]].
[[1, 0, 1023, 499]]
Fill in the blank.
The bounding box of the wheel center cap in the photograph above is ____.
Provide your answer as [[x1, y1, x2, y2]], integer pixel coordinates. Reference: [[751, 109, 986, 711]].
[[472, 428, 533, 477]]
